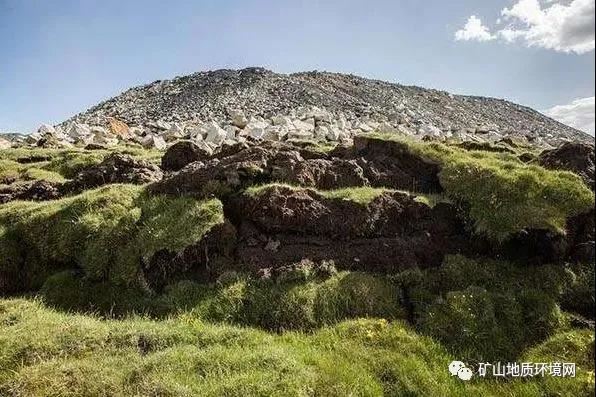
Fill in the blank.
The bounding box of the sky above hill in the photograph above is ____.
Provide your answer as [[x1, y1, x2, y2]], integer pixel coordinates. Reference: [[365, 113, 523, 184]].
[[1, 0, 594, 135]]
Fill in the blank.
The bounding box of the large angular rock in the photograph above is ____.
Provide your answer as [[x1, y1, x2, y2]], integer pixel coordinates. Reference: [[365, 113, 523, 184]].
[[66, 122, 91, 139], [242, 120, 270, 140], [229, 109, 249, 129], [161, 123, 185, 141], [37, 124, 56, 135], [204, 122, 227, 145], [141, 134, 167, 150], [107, 117, 131, 138]]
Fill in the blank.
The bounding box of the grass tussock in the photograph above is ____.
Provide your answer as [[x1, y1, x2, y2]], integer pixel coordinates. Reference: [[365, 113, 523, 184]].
[[365, 133, 594, 240], [38, 254, 594, 365], [0, 159, 65, 184], [0, 298, 593, 396], [245, 183, 448, 207], [0, 146, 162, 181], [395, 255, 584, 362], [40, 267, 404, 330], [0, 184, 224, 291]]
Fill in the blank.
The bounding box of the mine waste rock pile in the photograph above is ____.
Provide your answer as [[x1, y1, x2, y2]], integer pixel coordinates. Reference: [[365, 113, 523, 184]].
[[0, 68, 595, 395], [1, 68, 591, 152]]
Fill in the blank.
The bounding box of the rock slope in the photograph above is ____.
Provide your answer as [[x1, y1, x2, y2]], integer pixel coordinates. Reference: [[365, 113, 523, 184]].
[[58, 67, 590, 147]]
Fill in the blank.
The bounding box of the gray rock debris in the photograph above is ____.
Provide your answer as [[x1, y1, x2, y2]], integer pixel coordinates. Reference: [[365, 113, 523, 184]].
[[5, 67, 590, 151]]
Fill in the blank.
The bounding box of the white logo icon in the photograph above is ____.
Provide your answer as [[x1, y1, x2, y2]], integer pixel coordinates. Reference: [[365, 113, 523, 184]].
[[449, 360, 474, 381]]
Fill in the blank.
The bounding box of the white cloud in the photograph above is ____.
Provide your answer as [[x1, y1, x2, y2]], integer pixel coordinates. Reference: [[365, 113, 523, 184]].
[[455, 15, 496, 42], [544, 96, 595, 135], [455, 0, 595, 54]]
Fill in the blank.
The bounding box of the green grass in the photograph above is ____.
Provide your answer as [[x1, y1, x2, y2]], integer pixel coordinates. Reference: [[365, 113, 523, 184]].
[[2, 142, 595, 395], [39, 268, 404, 330], [0, 146, 162, 181], [395, 255, 579, 362], [364, 133, 595, 240], [0, 159, 65, 184], [561, 261, 596, 319], [0, 298, 593, 396], [244, 183, 448, 207], [0, 184, 224, 291], [37, 254, 594, 365]]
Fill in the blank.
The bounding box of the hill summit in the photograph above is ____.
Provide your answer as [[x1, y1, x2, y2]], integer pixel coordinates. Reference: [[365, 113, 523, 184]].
[[57, 67, 588, 148]]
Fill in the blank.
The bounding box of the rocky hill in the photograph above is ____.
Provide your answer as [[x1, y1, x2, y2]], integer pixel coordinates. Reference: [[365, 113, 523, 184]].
[[59, 67, 589, 147]]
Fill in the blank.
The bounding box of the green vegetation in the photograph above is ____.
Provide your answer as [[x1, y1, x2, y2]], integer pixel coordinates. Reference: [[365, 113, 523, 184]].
[[37, 254, 594, 365], [245, 183, 448, 207], [40, 268, 404, 329], [561, 262, 596, 318], [1, 139, 594, 395], [0, 184, 224, 291], [365, 133, 594, 240], [0, 299, 593, 396], [0, 146, 162, 181], [396, 255, 579, 362], [246, 183, 391, 205], [0, 159, 65, 184]]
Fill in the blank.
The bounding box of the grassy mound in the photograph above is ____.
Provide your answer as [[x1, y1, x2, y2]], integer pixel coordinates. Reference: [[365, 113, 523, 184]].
[[1, 140, 594, 395], [245, 183, 450, 207], [40, 268, 404, 330], [0, 159, 65, 184], [0, 184, 224, 292], [365, 134, 594, 240], [0, 146, 162, 181], [38, 254, 594, 364], [0, 299, 593, 396], [396, 255, 578, 362]]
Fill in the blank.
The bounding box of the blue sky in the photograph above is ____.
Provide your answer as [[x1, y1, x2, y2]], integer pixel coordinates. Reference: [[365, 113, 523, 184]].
[[1, 0, 594, 134]]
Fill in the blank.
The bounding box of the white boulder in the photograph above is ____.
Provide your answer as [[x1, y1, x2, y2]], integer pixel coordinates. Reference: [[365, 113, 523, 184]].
[[129, 126, 145, 136], [224, 125, 240, 140], [154, 120, 171, 131], [66, 123, 91, 138], [162, 123, 185, 141], [418, 124, 442, 138], [242, 120, 270, 139], [229, 109, 249, 129], [272, 115, 293, 126], [263, 125, 288, 141], [314, 125, 329, 140], [141, 134, 167, 150], [326, 126, 343, 141], [74, 134, 95, 146], [37, 123, 56, 135], [204, 122, 227, 145], [189, 124, 208, 141]]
